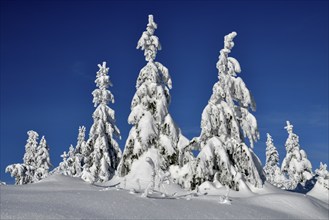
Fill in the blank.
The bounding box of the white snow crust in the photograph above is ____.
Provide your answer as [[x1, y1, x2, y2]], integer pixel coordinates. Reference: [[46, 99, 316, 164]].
[[1, 174, 328, 219]]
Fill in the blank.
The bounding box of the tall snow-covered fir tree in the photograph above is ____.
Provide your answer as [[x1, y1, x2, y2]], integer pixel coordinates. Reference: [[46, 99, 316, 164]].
[[81, 62, 122, 183], [281, 121, 313, 190], [34, 136, 51, 181], [192, 32, 264, 190], [117, 15, 188, 180], [263, 133, 286, 188]]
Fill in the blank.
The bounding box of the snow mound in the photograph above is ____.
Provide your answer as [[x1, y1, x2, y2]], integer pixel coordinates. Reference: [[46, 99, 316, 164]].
[[307, 180, 329, 204], [1, 174, 328, 219], [198, 180, 254, 197]]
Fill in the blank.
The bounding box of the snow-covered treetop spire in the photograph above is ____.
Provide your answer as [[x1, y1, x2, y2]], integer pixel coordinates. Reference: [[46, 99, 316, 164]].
[[284, 121, 293, 134], [266, 133, 273, 144], [92, 61, 114, 107], [216, 31, 241, 78], [137, 14, 161, 62], [265, 133, 279, 165]]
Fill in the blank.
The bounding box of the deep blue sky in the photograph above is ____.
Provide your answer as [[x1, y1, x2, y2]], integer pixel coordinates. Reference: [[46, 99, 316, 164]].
[[1, 0, 328, 183]]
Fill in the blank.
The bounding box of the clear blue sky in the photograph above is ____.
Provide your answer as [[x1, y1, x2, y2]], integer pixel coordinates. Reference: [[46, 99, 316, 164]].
[[1, 0, 328, 183]]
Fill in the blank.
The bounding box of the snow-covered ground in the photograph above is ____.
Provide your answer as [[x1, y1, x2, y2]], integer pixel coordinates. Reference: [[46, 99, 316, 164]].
[[1, 174, 328, 219]]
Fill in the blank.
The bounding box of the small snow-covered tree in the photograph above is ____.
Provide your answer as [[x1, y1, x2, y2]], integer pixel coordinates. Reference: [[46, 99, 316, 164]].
[[23, 130, 39, 168], [67, 144, 83, 177], [59, 145, 83, 177], [81, 62, 121, 183], [73, 126, 86, 177], [315, 162, 329, 190], [117, 15, 187, 179], [281, 121, 313, 190], [6, 131, 38, 184], [5, 164, 34, 185], [75, 126, 86, 155], [5, 130, 50, 184], [34, 136, 51, 181], [192, 32, 264, 190], [263, 133, 286, 188], [55, 126, 85, 177], [58, 151, 71, 176], [169, 137, 196, 189]]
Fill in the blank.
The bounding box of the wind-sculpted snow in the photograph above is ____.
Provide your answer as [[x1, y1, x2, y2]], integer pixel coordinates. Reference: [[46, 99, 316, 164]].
[[1, 174, 328, 219]]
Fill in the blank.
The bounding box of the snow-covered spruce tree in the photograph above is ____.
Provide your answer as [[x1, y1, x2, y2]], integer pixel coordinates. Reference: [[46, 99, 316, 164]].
[[67, 144, 83, 177], [263, 133, 286, 188], [281, 121, 313, 190], [75, 126, 86, 155], [70, 126, 86, 177], [34, 136, 51, 181], [117, 15, 187, 181], [193, 32, 264, 190], [81, 62, 121, 183]]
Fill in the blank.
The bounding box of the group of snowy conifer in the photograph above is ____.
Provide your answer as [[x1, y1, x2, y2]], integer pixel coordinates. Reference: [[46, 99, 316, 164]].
[[263, 121, 329, 192], [4, 15, 327, 195], [5, 131, 51, 184]]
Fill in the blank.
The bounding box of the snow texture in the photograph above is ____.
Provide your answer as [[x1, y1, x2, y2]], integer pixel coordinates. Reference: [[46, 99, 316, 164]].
[[307, 162, 329, 203], [0, 174, 328, 219]]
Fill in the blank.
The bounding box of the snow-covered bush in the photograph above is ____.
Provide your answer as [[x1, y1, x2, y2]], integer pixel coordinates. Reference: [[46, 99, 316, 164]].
[[81, 62, 122, 183], [5, 130, 51, 184], [192, 32, 264, 190], [263, 133, 286, 188], [281, 121, 313, 190], [117, 15, 187, 180], [5, 164, 34, 185]]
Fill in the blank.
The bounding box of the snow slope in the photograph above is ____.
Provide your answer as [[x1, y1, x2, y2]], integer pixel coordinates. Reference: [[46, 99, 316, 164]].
[[1, 174, 328, 219], [307, 180, 329, 204]]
